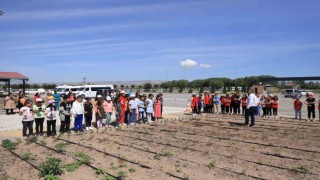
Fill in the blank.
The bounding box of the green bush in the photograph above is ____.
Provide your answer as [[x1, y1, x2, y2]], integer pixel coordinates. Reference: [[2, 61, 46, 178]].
[[63, 162, 81, 172], [1, 139, 20, 150], [74, 152, 94, 165], [55, 143, 68, 153], [164, 151, 174, 157], [117, 171, 127, 180], [21, 152, 37, 161], [44, 175, 60, 180], [206, 161, 215, 169], [39, 158, 63, 177], [153, 154, 161, 160]]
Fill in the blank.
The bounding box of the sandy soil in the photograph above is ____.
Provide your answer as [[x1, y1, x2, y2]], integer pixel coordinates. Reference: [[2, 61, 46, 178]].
[[1, 113, 320, 180]]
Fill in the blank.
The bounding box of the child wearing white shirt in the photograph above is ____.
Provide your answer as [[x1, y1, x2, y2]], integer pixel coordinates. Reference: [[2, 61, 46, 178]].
[[45, 100, 57, 136], [19, 99, 34, 140]]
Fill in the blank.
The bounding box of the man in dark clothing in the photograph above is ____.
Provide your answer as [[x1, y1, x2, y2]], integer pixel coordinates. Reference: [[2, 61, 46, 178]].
[[305, 93, 316, 121]]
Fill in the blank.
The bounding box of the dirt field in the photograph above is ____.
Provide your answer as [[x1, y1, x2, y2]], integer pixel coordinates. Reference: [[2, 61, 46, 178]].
[[1, 114, 320, 180]]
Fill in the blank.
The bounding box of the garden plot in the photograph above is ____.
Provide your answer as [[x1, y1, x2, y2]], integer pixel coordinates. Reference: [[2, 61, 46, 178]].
[[1, 114, 320, 180]]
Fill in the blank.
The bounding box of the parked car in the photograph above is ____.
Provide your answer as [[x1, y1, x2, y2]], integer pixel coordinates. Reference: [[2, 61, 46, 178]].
[[0, 89, 4, 94], [284, 89, 301, 98], [76, 85, 114, 98]]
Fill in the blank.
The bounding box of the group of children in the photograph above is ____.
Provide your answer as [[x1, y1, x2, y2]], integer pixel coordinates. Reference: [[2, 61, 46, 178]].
[[18, 91, 163, 139], [191, 91, 320, 121]]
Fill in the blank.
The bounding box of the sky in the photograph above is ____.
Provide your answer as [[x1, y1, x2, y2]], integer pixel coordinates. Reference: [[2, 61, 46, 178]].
[[0, 0, 320, 83]]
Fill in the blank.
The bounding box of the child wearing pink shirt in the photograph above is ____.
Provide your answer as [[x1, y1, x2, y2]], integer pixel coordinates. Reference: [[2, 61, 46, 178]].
[[103, 96, 114, 127]]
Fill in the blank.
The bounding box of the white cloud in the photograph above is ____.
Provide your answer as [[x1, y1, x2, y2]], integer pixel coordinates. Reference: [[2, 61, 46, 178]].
[[180, 59, 198, 68], [200, 64, 211, 68]]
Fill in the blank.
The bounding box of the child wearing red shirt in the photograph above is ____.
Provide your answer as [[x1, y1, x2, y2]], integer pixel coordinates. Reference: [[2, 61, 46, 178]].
[[191, 94, 198, 115], [294, 96, 302, 120]]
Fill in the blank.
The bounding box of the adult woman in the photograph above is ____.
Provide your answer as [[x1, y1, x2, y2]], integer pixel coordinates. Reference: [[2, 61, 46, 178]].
[[16, 91, 25, 110], [154, 95, 162, 123], [5, 93, 15, 115], [305, 93, 316, 121]]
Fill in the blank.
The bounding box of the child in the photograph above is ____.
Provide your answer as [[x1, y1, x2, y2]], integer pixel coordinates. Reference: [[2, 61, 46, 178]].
[[60, 96, 72, 132], [96, 100, 105, 130], [146, 94, 154, 124], [154, 95, 162, 123], [220, 96, 225, 114], [241, 95, 247, 116], [72, 95, 85, 132], [260, 95, 267, 118], [113, 96, 122, 128], [5, 93, 15, 115], [197, 94, 203, 114], [272, 95, 279, 119], [45, 100, 57, 137], [213, 94, 220, 114], [19, 99, 34, 140], [33, 98, 46, 136], [225, 95, 231, 115], [266, 96, 272, 118], [84, 97, 93, 131], [104, 96, 113, 128], [138, 95, 146, 123], [294, 96, 302, 120], [318, 97, 320, 121], [128, 94, 138, 125], [191, 94, 198, 115]]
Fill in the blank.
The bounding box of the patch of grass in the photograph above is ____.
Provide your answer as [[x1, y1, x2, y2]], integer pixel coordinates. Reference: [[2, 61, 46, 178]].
[[74, 152, 94, 165], [206, 161, 215, 169], [292, 165, 308, 173], [102, 176, 115, 180], [153, 154, 161, 160], [1, 139, 20, 150], [128, 168, 136, 173], [21, 152, 37, 161], [119, 163, 127, 168], [176, 168, 182, 173], [44, 175, 60, 180], [40, 140, 47, 146], [55, 143, 68, 153], [96, 168, 105, 175], [63, 162, 81, 172], [117, 171, 127, 180], [164, 151, 174, 157], [39, 158, 63, 177]]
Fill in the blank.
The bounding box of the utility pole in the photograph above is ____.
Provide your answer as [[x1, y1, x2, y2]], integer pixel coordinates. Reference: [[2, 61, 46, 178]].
[[83, 77, 86, 85]]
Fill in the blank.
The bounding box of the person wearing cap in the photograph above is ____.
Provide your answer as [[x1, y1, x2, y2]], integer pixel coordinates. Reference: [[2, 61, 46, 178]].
[[294, 96, 303, 120], [119, 91, 127, 125], [60, 96, 72, 132], [305, 93, 316, 121], [45, 100, 57, 136], [33, 98, 46, 136], [103, 96, 114, 127], [72, 95, 85, 131]]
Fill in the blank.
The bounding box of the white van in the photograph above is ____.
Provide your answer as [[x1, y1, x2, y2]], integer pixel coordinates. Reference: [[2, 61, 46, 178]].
[[76, 85, 114, 98], [57, 86, 81, 96]]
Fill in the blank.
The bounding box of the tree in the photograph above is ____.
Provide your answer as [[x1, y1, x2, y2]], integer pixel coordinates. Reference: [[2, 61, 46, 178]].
[[131, 85, 135, 89], [153, 84, 159, 89], [160, 82, 170, 89], [176, 80, 188, 93], [223, 83, 227, 93], [113, 84, 118, 89], [143, 83, 152, 92]]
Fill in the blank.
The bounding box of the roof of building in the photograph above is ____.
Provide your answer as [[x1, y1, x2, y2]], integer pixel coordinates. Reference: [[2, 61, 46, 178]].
[[0, 72, 29, 80]]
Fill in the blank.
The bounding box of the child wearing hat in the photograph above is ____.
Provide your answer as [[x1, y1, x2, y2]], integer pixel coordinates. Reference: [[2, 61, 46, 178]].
[[19, 99, 34, 140], [45, 100, 57, 136], [33, 98, 46, 136]]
